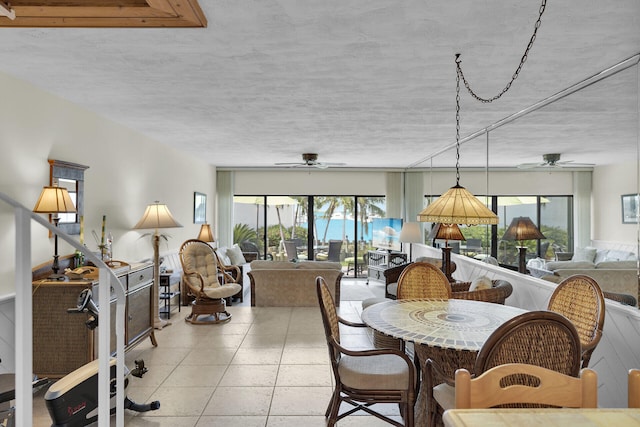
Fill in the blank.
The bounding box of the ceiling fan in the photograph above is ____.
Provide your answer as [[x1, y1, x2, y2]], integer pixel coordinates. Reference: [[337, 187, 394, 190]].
[[275, 153, 346, 169], [517, 153, 595, 169]]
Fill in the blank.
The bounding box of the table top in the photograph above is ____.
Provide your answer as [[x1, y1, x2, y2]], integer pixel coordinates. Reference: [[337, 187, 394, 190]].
[[443, 408, 640, 427], [361, 299, 526, 351]]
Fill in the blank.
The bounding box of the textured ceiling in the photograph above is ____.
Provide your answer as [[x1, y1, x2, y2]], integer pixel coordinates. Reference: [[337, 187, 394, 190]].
[[0, 0, 638, 169]]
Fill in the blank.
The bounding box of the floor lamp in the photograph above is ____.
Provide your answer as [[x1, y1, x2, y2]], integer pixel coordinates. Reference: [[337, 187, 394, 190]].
[[33, 186, 77, 280], [134, 201, 182, 329], [502, 216, 546, 274], [427, 223, 465, 282], [399, 222, 422, 262]]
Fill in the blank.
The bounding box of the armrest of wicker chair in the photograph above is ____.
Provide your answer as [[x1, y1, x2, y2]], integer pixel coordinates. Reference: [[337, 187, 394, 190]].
[[451, 279, 513, 305]]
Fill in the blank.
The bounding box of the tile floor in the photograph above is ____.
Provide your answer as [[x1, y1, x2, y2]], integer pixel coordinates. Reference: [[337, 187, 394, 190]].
[[32, 278, 405, 426]]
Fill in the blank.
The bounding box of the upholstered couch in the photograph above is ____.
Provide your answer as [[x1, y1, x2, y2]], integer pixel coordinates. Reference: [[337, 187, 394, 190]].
[[539, 247, 638, 301], [248, 260, 343, 306]]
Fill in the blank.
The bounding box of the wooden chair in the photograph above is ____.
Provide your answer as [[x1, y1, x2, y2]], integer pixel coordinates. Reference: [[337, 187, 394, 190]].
[[427, 310, 582, 426], [179, 239, 242, 324], [283, 240, 299, 261], [547, 274, 605, 368], [629, 369, 640, 408], [316, 277, 416, 427], [454, 363, 598, 409]]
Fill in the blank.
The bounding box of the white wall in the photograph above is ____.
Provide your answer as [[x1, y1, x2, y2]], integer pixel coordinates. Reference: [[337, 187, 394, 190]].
[[592, 161, 639, 244], [0, 72, 217, 297]]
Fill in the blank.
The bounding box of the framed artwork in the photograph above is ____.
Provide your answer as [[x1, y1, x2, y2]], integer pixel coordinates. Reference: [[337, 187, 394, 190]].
[[621, 194, 639, 224], [194, 192, 206, 224]]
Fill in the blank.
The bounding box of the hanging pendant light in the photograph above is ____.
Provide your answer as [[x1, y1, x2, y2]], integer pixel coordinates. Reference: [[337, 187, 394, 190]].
[[417, 55, 499, 226], [418, 1, 546, 226]]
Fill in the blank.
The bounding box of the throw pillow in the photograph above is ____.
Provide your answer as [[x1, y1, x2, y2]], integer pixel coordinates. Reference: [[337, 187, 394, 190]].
[[572, 246, 597, 263], [216, 248, 232, 266], [469, 276, 492, 291], [227, 244, 247, 265]]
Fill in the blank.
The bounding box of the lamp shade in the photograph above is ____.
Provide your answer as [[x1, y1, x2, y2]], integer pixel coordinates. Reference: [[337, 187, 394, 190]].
[[33, 186, 77, 214], [427, 223, 466, 242], [502, 216, 545, 242], [418, 185, 498, 225], [133, 202, 182, 230], [197, 223, 215, 242], [399, 222, 422, 244]]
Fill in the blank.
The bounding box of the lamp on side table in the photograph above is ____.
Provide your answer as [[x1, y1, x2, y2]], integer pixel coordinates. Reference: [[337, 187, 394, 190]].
[[134, 201, 183, 329]]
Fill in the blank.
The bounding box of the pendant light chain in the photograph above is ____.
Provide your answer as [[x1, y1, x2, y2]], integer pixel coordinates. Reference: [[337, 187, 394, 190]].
[[455, 55, 462, 186], [457, 0, 547, 104]]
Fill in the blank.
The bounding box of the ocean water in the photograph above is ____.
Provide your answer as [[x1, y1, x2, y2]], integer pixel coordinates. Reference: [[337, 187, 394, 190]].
[[301, 218, 373, 242]]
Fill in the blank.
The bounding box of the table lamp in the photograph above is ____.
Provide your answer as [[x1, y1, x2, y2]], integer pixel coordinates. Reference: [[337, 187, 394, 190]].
[[427, 223, 465, 281], [502, 216, 546, 273], [134, 201, 182, 329], [399, 222, 422, 262], [33, 186, 77, 280], [197, 223, 215, 243]]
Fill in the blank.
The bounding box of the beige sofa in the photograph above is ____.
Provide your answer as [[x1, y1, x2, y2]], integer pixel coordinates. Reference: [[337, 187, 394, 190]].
[[540, 247, 638, 303], [248, 260, 343, 306]]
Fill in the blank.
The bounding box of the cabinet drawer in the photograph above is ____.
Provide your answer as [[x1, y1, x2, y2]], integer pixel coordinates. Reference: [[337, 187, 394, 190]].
[[128, 266, 154, 291]]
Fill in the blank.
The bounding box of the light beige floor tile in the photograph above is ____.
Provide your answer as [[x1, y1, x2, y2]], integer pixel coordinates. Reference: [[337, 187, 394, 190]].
[[266, 415, 327, 426], [194, 333, 245, 349], [240, 333, 286, 348], [127, 345, 192, 367], [269, 386, 333, 416], [280, 347, 329, 364], [129, 364, 176, 387], [219, 364, 279, 387], [231, 347, 283, 365], [203, 322, 252, 335], [181, 348, 238, 365], [125, 415, 200, 426], [203, 386, 273, 416], [337, 414, 404, 426], [276, 364, 332, 387], [163, 364, 227, 387], [142, 386, 215, 417], [247, 322, 289, 335], [284, 333, 326, 348], [196, 415, 267, 427]]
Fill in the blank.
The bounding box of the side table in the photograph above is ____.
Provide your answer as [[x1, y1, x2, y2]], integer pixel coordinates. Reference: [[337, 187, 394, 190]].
[[159, 272, 181, 319]]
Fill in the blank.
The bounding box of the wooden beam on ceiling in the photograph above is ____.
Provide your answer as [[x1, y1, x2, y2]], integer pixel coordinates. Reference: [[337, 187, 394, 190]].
[[0, 0, 207, 27]]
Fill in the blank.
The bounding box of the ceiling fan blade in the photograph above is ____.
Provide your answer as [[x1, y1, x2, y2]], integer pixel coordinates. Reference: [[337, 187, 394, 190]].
[[517, 162, 546, 169]]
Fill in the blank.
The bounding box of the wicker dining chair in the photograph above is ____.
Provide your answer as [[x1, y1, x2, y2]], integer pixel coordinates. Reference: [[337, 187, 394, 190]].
[[454, 363, 598, 409], [427, 310, 582, 426], [547, 274, 605, 368], [316, 277, 416, 427]]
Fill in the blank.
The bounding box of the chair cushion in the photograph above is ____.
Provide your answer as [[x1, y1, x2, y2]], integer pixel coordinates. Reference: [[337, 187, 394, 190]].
[[387, 282, 398, 297], [362, 297, 389, 310], [339, 354, 411, 390], [202, 283, 242, 299], [433, 382, 455, 411]]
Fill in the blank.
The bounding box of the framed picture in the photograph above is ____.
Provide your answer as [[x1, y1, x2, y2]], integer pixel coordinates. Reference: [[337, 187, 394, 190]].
[[194, 192, 206, 224], [621, 194, 639, 224]]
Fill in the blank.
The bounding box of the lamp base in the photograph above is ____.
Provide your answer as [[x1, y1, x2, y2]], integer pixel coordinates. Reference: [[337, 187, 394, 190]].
[[154, 318, 170, 330], [517, 246, 528, 274]]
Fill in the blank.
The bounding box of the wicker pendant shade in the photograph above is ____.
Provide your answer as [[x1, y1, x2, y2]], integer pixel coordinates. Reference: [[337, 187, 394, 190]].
[[418, 185, 498, 225]]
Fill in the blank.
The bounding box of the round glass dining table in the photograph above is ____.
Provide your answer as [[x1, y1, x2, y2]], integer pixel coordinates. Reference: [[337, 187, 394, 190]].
[[361, 298, 527, 427]]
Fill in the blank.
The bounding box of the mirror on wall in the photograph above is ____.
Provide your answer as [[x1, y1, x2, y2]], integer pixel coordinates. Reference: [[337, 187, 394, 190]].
[[49, 159, 89, 235]]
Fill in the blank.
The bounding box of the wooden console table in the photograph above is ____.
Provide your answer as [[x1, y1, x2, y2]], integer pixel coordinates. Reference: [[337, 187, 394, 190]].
[[367, 250, 407, 284], [32, 261, 156, 378]]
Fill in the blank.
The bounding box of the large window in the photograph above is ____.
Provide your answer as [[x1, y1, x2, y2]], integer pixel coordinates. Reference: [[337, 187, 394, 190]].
[[232, 195, 385, 277], [426, 194, 573, 270]]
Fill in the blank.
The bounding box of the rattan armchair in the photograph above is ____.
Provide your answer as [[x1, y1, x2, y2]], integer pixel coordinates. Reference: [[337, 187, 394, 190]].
[[451, 279, 513, 304], [547, 274, 605, 368], [316, 277, 416, 427], [629, 369, 640, 408], [427, 310, 582, 426], [396, 262, 452, 300], [179, 239, 242, 324]]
